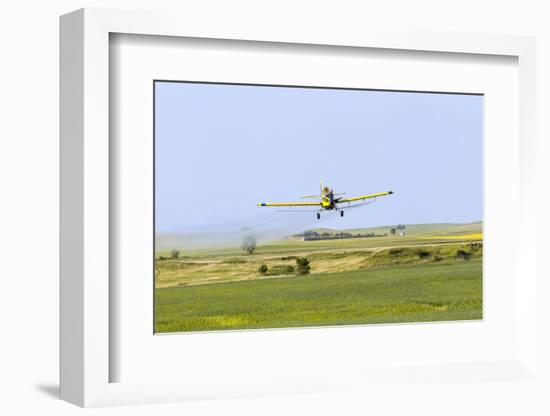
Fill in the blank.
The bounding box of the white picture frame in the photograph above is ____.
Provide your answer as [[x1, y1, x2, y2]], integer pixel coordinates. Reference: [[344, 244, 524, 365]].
[[60, 8, 538, 408]]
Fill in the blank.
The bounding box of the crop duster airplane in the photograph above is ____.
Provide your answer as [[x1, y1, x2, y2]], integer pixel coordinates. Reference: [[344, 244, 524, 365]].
[[257, 181, 393, 219]]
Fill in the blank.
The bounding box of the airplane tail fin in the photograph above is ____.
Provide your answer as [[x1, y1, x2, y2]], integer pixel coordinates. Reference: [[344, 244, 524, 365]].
[[301, 181, 324, 199]]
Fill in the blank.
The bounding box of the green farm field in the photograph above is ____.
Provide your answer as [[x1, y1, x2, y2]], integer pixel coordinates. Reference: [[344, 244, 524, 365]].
[[155, 222, 483, 333]]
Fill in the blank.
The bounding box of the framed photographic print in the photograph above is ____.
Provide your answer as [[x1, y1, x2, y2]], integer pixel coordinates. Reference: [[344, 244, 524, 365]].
[[60, 8, 540, 408], [153, 80, 483, 334]]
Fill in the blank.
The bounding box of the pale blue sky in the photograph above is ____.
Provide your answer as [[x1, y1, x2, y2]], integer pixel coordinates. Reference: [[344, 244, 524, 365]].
[[155, 81, 482, 236]]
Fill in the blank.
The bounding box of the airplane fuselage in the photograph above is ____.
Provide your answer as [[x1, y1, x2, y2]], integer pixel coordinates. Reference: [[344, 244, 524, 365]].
[[321, 191, 336, 210]]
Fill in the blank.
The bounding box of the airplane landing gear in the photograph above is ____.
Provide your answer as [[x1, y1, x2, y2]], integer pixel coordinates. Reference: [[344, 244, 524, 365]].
[[316, 213, 321, 220], [340, 210, 344, 217]]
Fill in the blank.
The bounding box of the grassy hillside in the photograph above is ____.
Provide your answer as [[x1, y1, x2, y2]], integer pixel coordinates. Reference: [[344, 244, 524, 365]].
[[155, 221, 483, 332], [156, 232, 482, 260], [156, 221, 482, 253], [156, 260, 482, 333], [156, 241, 482, 288], [305, 221, 482, 237]]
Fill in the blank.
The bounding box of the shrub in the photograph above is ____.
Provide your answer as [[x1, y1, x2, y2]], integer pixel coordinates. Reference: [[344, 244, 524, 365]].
[[456, 249, 471, 260], [170, 249, 180, 259], [258, 264, 268, 275], [469, 242, 482, 252], [417, 250, 431, 259], [295, 257, 311, 275]]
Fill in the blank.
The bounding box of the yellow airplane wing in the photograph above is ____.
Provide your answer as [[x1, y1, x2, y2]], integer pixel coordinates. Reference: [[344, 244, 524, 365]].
[[337, 191, 393, 204], [257, 201, 321, 207]]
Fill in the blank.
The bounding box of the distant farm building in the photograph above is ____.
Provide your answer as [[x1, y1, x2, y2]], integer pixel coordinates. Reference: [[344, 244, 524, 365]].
[[390, 224, 407, 236]]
